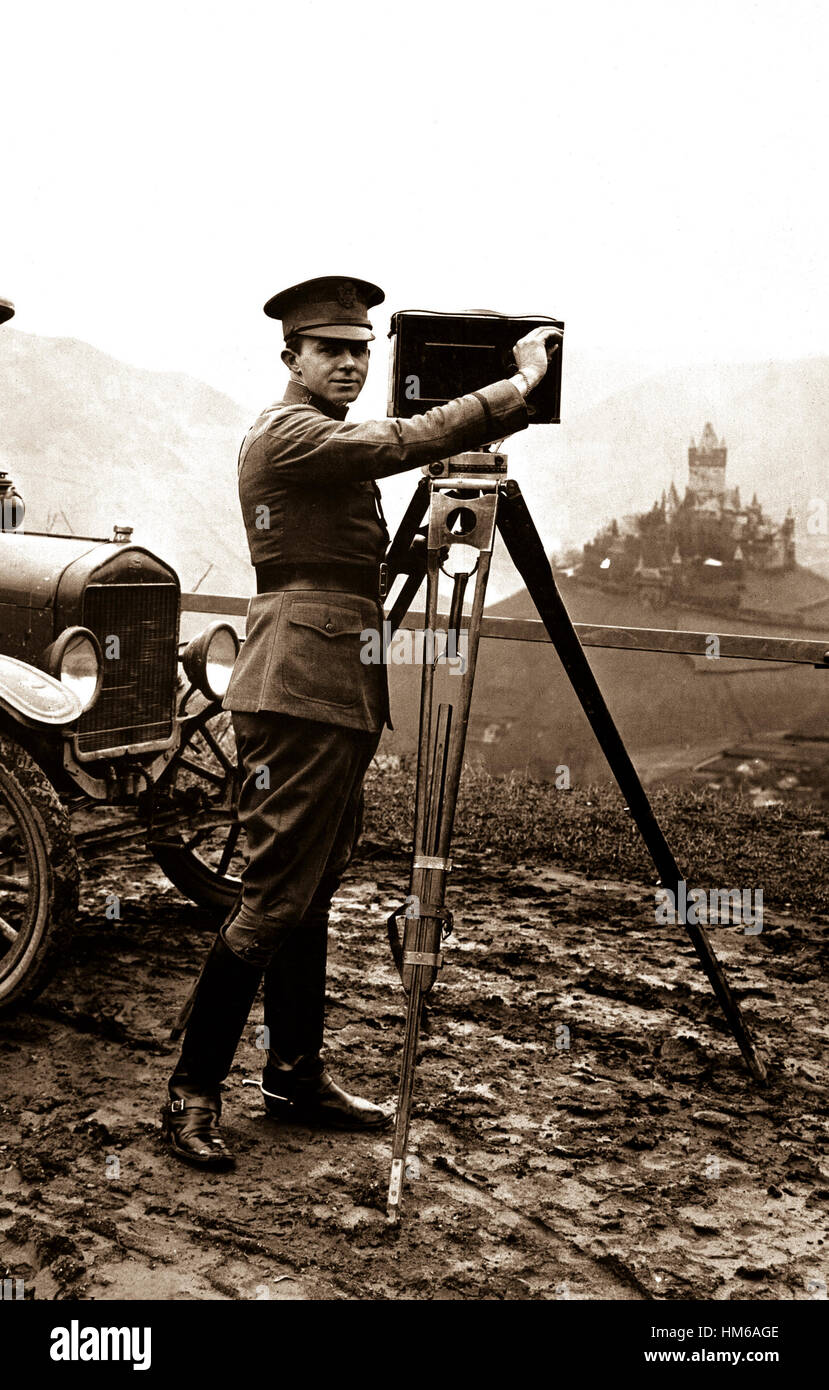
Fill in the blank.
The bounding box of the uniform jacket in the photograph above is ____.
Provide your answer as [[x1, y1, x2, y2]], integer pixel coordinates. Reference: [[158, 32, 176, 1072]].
[[223, 377, 529, 730]]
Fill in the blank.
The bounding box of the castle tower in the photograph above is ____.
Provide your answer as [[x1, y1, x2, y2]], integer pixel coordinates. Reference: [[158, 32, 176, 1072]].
[[688, 422, 727, 501]]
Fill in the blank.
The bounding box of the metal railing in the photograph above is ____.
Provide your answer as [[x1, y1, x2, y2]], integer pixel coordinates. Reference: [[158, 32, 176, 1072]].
[[182, 592, 829, 669]]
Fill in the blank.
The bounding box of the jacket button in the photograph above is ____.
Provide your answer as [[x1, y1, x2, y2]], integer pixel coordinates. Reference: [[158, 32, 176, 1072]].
[[325, 620, 334, 632]]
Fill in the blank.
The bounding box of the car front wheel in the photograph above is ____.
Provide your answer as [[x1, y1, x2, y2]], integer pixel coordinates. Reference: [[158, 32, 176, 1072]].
[[0, 734, 80, 1015]]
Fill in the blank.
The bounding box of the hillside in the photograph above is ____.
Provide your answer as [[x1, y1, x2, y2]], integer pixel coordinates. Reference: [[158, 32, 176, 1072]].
[[0, 329, 254, 599]]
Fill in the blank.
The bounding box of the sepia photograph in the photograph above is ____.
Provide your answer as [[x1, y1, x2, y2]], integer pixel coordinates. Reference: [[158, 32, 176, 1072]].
[[0, 0, 826, 1364]]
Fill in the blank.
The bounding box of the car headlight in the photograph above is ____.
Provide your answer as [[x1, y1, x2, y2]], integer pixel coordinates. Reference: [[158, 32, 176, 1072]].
[[41, 627, 103, 713], [181, 621, 240, 701]]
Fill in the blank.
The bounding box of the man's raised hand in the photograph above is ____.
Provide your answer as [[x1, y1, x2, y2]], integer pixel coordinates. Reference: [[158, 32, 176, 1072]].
[[511, 325, 562, 394]]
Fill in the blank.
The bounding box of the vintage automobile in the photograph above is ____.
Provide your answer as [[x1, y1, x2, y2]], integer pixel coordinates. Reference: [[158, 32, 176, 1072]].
[[0, 295, 245, 1014]]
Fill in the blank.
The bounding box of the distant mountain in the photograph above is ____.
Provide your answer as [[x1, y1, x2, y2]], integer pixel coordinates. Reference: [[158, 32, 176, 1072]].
[[2, 331, 827, 609], [0, 328, 254, 600]]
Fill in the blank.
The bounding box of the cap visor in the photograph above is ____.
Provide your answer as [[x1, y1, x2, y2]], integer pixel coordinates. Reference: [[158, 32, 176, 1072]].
[[296, 324, 375, 341]]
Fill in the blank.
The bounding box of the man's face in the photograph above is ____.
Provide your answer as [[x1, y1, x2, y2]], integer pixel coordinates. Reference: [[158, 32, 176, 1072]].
[[282, 336, 369, 407]]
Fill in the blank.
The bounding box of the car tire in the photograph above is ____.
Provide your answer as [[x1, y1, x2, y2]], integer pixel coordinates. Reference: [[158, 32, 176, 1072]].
[[0, 734, 80, 1015]]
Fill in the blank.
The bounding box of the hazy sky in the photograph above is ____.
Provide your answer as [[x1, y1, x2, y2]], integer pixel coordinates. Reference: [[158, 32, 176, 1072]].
[[2, 0, 827, 410]]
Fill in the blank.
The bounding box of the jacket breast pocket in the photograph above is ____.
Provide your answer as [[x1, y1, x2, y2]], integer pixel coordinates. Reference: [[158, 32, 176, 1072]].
[[280, 599, 370, 708]]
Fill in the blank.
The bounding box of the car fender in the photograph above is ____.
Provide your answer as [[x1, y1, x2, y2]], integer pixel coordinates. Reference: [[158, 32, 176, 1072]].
[[0, 654, 82, 726]]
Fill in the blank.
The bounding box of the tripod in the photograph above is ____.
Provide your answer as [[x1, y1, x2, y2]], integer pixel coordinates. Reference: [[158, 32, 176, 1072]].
[[382, 449, 767, 1223]]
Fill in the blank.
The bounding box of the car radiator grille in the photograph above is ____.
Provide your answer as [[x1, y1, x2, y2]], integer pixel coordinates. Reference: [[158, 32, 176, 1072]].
[[77, 583, 179, 754]]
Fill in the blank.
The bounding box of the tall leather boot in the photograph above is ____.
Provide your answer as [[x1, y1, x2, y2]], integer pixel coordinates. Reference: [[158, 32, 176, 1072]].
[[260, 918, 391, 1131], [161, 932, 263, 1169], [263, 916, 328, 1063]]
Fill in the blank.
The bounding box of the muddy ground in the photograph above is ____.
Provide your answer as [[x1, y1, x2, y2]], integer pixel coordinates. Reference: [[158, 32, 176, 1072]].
[[1, 819, 827, 1302]]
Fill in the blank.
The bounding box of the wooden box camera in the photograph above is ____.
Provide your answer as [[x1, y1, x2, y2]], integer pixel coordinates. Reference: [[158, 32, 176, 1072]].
[[387, 310, 564, 424]]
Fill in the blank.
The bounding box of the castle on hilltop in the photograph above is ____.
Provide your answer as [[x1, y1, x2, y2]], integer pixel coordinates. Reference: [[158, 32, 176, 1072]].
[[579, 423, 796, 606]]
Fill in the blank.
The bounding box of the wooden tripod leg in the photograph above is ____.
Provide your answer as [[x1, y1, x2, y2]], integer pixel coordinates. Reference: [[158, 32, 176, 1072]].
[[387, 706, 452, 1222], [387, 566, 426, 638], [383, 478, 430, 637], [387, 492, 499, 1219], [496, 482, 767, 1084], [385, 476, 431, 584]]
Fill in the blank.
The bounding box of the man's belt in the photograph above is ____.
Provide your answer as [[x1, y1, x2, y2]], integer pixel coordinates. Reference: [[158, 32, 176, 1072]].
[[255, 560, 388, 601]]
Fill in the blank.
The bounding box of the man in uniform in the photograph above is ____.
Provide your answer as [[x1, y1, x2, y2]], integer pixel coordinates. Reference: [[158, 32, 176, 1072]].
[[162, 276, 560, 1168]]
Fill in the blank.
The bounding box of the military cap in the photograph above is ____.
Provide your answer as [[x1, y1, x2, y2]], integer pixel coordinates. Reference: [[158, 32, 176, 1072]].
[[0, 298, 14, 324], [263, 275, 384, 342]]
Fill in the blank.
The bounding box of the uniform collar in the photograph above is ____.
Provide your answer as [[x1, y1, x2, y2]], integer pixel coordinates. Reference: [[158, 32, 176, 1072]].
[[282, 378, 349, 421]]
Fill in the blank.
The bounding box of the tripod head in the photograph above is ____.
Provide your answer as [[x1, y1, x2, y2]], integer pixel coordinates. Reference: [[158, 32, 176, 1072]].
[[424, 450, 508, 485]]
